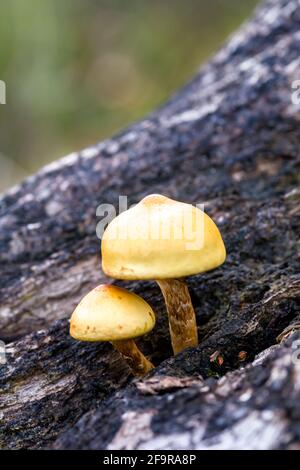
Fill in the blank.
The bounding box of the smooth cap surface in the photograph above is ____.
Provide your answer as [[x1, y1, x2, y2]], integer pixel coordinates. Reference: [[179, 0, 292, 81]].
[[102, 194, 226, 280], [70, 284, 155, 341]]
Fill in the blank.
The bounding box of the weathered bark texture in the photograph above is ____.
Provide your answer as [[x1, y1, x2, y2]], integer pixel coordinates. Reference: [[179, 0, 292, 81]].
[[54, 333, 300, 450], [0, 0, 300, 450]]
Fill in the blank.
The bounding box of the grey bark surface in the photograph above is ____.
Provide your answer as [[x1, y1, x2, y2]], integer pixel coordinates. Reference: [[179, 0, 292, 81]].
[[54, 333, 300, 450], [0, 0, 300, 450]]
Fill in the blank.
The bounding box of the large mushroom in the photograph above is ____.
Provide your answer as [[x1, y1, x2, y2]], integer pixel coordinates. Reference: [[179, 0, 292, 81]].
[[101, 194, 226, 355], [70, 284, 155, 376]]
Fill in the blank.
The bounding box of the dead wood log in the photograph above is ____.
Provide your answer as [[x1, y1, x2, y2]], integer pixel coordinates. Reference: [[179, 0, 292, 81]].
[[0, 0, 300, 450], [53, 333, 300, 450]]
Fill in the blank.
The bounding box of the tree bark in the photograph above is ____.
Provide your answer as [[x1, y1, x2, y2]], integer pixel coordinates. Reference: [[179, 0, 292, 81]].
[[53, 333, 300, 450], [0, 0, 300, 450]]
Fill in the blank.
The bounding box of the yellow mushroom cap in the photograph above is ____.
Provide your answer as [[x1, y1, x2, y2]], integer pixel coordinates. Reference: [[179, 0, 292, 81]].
[[70, 285, 156, 342], [102, 194, 226, 280]]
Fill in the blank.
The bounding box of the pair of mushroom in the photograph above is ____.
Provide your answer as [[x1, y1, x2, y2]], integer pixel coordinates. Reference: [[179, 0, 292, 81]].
[[70, 194, 226, 376]]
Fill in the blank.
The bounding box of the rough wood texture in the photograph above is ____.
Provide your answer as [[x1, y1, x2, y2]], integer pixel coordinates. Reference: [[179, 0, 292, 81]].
[[54, 333, 300, 450], [0, 0, 300, 450]]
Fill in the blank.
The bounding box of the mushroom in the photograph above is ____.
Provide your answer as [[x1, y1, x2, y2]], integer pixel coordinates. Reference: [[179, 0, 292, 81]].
[[101, 194, 226, 355], [70, 284, 155, 376]]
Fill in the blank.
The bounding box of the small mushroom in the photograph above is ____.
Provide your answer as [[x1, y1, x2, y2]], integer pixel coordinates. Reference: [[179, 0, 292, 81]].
[[70, 284, 155, 376], [102, 194, 226, 355]]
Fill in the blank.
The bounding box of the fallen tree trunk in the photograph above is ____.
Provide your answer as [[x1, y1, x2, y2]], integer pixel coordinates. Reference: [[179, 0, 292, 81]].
[[0, 0, 300, 450], [54, 332, 300, 450]]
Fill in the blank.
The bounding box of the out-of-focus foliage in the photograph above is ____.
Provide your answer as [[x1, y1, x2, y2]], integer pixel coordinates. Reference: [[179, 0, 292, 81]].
[[0, 0, 259, 190]]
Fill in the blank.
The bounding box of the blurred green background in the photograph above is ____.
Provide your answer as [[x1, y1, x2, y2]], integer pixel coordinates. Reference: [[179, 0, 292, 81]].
[[0, 0, 259, 192]]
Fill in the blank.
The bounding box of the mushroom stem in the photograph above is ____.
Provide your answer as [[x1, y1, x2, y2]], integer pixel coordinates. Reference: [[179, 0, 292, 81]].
[[156, 278, 198, 355], [111, 339, 154, 376]]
